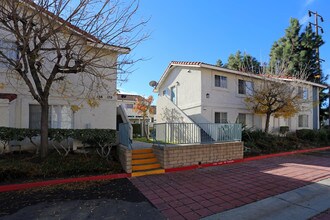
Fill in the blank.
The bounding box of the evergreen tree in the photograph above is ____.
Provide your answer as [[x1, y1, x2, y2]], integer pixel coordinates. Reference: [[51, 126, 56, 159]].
[[216, 59, 224, 67], [226, 51, 261, 74], [269, 17, 326, 124], [269, 18, 324, 82]]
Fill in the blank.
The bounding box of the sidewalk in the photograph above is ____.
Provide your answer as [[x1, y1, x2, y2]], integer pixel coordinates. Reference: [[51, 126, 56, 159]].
[[130, 151, 330, 219], [203, 178, 330, 220]]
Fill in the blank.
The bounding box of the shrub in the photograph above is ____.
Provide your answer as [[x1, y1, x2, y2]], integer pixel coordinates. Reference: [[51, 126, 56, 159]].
[[296, 129, 317, 141], [0, 128, 116, 159], [317, 129, 328, 143], [279, 126, 289, 134], [132, 123, 142, 137]]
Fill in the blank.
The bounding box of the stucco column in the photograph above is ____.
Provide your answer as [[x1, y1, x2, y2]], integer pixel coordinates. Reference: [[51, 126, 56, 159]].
[[0, 99, 10, 127]]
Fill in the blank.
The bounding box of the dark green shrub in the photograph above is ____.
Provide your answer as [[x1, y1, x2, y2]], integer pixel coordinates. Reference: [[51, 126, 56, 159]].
[[279, 126, 289, 134], [317, 129, 328, 143], [0, 127, 116, 158], [132, 123, 142, 137], [296, 129, 317, 141]]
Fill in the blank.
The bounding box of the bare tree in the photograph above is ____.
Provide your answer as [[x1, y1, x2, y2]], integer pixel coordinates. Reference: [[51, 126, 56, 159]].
[[244, 62, 311, 133], [0, 0, 148, 158]]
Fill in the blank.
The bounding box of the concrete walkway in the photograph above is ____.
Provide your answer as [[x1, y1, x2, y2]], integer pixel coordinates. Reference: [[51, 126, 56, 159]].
[[131, 141, 153, 149], [203, 178, 330, 220], [131, 151, 330, 219]]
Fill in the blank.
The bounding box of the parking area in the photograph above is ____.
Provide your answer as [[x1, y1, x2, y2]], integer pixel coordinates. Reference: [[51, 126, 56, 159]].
[[130, 151, 330, 220]]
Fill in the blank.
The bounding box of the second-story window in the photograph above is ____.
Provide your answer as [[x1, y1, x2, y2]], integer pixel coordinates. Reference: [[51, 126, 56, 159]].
[[298, 87, 308, 100], [0, 40, 18, 67], [238, 79, 253, 95], [170, 86, 176, 104], [215, 75, 227, 88]]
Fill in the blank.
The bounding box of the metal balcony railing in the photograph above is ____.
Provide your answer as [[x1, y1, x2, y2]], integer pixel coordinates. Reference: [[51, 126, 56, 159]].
[[153, 123, 242, 146]]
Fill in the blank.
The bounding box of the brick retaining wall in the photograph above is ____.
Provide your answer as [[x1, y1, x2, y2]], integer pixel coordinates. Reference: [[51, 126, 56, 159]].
[[117, 145, 132, 173], [153, 142, 243, 169]]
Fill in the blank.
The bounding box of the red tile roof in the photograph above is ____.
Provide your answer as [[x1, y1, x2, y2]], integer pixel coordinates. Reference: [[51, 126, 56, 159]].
[[171, 61, 203, 66], [155, 61, 327, 90], [117, 94, 143, 101]]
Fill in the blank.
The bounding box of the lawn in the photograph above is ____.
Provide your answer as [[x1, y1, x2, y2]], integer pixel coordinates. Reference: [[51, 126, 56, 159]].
[[133, 137, 154, 143]]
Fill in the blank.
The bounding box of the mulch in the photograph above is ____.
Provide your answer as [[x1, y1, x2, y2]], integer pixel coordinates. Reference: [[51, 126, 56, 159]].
[[0, 178, 149, 217]]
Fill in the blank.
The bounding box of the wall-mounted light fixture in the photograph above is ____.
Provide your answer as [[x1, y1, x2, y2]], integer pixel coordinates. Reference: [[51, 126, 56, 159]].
[[206, 93, 210, 98]]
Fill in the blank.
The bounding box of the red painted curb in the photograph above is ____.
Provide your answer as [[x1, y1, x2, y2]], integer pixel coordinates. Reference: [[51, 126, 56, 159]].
[[165, 146, 330, 173], [0, 173, 131, 193]]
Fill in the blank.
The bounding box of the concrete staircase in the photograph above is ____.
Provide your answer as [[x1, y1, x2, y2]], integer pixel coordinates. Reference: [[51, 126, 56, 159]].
[[131, 148, 164, 177]]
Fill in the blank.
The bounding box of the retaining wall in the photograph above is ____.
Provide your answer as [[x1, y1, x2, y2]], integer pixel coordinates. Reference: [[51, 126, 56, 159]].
[[117, 145, 132, 173], [153, 142, 243, 169]]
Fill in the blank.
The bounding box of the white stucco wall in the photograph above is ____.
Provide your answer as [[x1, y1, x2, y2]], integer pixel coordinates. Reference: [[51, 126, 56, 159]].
[[199, 68, 316, 131], [157, 64, 319, 132], [0, 19, 121, 130], [6, 94, 117, 129], [156, 67, 202, 123]]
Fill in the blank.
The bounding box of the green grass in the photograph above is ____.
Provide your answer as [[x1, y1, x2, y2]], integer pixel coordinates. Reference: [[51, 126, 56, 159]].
[[0, 150, 123, 183], [133, 137, 154, 143]]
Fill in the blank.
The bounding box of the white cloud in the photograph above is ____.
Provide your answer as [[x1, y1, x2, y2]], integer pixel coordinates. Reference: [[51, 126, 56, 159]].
[[305, 0, 316, 7], [299, 14, 310, 25], [117, 87, 139, 95]]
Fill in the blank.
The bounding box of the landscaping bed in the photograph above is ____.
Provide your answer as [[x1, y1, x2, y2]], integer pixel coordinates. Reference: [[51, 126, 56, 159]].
[[0, 178, 155, 218], [243, 129, 330, 157], [0, 149, 123, 184]]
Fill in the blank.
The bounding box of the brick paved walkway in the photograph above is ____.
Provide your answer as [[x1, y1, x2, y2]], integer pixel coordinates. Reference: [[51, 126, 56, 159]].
[[130, 153, 330, 220]]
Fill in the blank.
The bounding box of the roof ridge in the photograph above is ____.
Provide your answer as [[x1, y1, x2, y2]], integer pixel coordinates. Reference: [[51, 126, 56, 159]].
[[171, 61, 203, 66]]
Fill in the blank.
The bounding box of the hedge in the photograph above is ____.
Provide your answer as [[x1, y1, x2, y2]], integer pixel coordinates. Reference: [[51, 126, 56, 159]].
[[0, 127, 117, 157]]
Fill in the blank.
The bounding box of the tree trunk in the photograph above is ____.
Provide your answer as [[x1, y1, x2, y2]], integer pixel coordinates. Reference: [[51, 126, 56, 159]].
[[264, 113, 271, 133], [40, 102, 49, 158], [142, 114, 148, 138]]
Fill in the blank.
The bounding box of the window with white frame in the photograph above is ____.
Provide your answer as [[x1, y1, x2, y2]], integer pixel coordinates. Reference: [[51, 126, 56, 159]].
[[298, 87, 308, 100], [238, 79, 253, 95], [162, 89, 167, 96], [125, 104, 133, 109], [170, 86, 176, 103], [298, 115, 308, 127], [0, 40, 18, 67], [214, 75, 227, 88], [215, 112, 227, 123], [29, 105, 73, 129], [237, 113, 246, 125]]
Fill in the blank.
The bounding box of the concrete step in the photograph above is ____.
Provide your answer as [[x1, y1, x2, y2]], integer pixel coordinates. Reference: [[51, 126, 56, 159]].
[[132, 158, 158, 165], [131, 169, 165, 177], [132, 163, 161, 171]]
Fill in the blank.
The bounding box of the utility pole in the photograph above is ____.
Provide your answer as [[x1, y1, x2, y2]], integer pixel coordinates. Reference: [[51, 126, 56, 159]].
[[308, 10, 324, 79], [308, 11, 327, 128]]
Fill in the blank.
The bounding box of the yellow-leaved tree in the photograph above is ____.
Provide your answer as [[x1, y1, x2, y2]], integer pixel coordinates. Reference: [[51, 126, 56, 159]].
[[244, 62, 311, 133], [133, 95, 154, 138], [245, 79, 303, 133]]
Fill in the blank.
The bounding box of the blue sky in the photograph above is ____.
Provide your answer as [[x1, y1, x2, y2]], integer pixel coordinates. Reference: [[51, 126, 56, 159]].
[[118, 0, 330, 100]]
